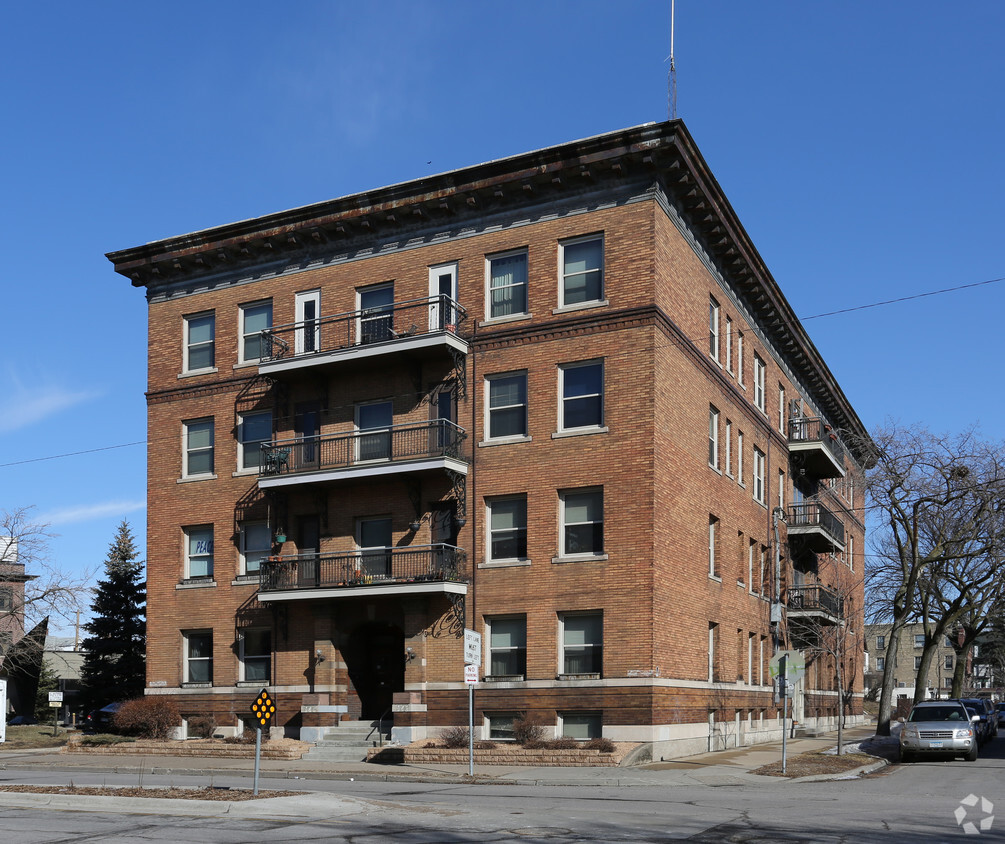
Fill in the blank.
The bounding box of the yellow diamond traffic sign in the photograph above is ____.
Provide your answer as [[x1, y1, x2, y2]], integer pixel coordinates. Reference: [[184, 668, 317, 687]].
[[251, 688, 275, 727]]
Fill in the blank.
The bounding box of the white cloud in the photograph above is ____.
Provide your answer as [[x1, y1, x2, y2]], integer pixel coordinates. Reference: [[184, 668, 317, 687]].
[[39, 499, 146, 526], [0, 383, 99, 434]]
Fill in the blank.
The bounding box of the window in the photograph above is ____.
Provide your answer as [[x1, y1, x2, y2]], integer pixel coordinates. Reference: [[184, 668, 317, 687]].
[[708, 516, 719, 578], [876, 657, 885, 671], [184, 312, 215, 372], [725, 316, 733, 372], [238, 410, 272, 472], [358, 283, 394, 343], [486, 373, 527, 439], [724, 419, 733, 476], [356, 401, 393, 461], [240, 629, 271, 683], [752, 447, 765, 504], [778, 470, 785, 510], [561, 613, 602, 675], [239, 522, 271, 575], [487, 497, 527, 561], [561, 712, 602, 740], [945, 655, 954, 670], [488, 250, 528, 318], [708, 406, 720, 469], [487, 616, 526, 677], [0, 586, 11, 611], [358, 517, 393, 578], [240, 301, 272, 363], [183, 418, 214, 477], [184, 631, 213, 684], [914, 656, 922, 670], [753, 355, 766, 412], [778, 385, 786, 433], [944, 677, 953, 689], [747, 633, 755, 683], [736, 430, 744, 485], [914, 634, 925, 649], [736, 331, 744, 384], [560, 488, 604, 557], [748, 539, 756, 592], [184, 526, 214, 579], [876, 635, 885, 650], [487, 712, 521, 741], [560, 361, 604, 430], [709, 296, 720, 360], [848, 535, 855, 571], [560, 235, 604, 306], [945, 635, 954, 648], [708, 622, 718, 682]]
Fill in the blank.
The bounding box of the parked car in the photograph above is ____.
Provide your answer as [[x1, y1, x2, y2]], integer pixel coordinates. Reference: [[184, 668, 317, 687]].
[[960, 698, 996, 742], [899, 700, 979, 762], [6, 715, 38, 726], [85, 702, 122, 732]]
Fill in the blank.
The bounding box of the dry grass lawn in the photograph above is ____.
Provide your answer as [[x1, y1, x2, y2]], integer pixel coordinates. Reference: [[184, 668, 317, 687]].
[[754, 751, 877, 778]]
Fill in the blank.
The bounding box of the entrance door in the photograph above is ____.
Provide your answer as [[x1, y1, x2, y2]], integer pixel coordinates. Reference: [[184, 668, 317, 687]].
[[345, 621, 404, 720], [295, 290, 321, 355]]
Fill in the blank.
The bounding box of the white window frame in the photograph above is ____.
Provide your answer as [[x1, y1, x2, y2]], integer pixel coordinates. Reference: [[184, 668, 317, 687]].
[[708, 406, 719, 470], [558, 360, 604, 432], [736, 430, 745, 487], [876, 657, 885, 671], [183, 311, 215, 373], [747, 633, 755, 684], [778, 385, 786, 433], [356, 281, 395, 344], [559, 612, 603, 677], [736, 331, 745, 386], [778, 469, 785, 510], [876, 635, 886, 650], [559, 488, 604, 558], [183, 418, 214, 478], [748, 539, 756, 593], [183, 630, 213, 685], [759, 636, 765, 685], [485, 615, 527, 678], [486, 496, 528, 563], [559, 234, 604, 308], [238, 410, 272, 473], [708, 622, 718, 683], [485, 372, 528, 441], [184, 525, 214, 580], [239, 628, 271, 684], [724, 419, 733, 476], [295, 289, 321, 356], [752, 447, 766, 504], [708, 516, 719, 578], [239, 300, 273, 364], [486, 248, 529, 320], [753, 354, 766, 413], [559, 711, 602, 740], [239, 521, 271, 576], [725, 316, 733, 373], [428, 262, 459, 331], [709, 296, 720, 361], [355, 400, 393, 463]]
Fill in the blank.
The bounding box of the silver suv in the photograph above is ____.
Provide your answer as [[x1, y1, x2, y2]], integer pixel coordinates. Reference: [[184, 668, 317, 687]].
[[899, 700, 979, 762]]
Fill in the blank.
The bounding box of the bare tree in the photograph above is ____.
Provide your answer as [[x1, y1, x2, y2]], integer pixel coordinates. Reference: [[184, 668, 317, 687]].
[[862, 423, 1005, 735]]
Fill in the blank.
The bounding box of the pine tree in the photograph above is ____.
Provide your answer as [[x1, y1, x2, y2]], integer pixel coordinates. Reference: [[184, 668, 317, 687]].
[[80, 520, 146, 710]]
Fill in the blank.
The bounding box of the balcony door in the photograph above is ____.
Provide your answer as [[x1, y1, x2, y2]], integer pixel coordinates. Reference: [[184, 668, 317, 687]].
[[358, 283, 394, 344], [297, 515, 320, 588], [357, 517, 392, 578], [295, 290, 321, 355], [296, 402, 321, 469], [428, 263, 457, 331], [356, 401, 392, 462]]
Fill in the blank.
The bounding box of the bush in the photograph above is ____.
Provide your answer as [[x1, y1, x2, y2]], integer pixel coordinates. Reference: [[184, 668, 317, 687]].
[[112, 697, 181, 740], [79, 734, 136, 746], [440, 725, 470, 748], [584, 737, 616, 753], [512, 714, 546, 745], [187, 716, 216, 739], [546, 737, 579, 749], [473, 740, 497, 750], [224, 728, 257, 744]]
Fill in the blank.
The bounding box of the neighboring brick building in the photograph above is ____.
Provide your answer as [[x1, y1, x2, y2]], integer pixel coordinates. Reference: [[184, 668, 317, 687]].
[[865, 623, 978, 702], [108, 120, 869, 757], [0, 539, 30, 659]]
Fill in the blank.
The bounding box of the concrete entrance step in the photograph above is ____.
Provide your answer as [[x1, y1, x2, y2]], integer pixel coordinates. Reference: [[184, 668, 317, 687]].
[[301, 720, 392, 762]]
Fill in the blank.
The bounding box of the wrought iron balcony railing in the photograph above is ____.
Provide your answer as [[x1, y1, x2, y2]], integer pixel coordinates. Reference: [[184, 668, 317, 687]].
[[787, 584, 843, 619], [259, 544, 466, 593], [259, 420, 466, 478], [787, 501, 846, 549], [787, 416, 846, 478], [259, 294, 466, 363]]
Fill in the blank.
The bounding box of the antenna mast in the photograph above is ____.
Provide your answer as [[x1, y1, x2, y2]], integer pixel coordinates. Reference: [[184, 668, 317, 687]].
[[668, 0, 678, 120]]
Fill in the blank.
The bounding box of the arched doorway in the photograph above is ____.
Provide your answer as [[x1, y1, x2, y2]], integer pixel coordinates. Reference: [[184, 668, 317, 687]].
[[344, 621, 404, 720]]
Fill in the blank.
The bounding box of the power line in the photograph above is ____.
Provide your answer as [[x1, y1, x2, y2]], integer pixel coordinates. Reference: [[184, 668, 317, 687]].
[[0, 441, 147, 468]]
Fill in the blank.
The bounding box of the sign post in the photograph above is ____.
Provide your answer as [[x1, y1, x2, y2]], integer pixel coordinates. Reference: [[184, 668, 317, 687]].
[[769, 650, 806, 775], [48, 691, 63, 737], [249, 688, 275, 796], [0, 679, 6, 744], [463, 629, 481, 777]]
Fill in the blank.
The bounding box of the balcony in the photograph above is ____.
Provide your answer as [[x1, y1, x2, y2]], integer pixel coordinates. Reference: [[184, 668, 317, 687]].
[[257, 420, 467, 489], [786, 584, 842, 625], [787, 501, 845, 554], [258, 295, 468, 377], [788, 417, 846, 479], [257, 544, 467, 602]]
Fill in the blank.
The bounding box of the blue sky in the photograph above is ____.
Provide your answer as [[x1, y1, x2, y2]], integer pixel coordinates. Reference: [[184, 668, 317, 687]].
[[2, 2, 1002, 632]]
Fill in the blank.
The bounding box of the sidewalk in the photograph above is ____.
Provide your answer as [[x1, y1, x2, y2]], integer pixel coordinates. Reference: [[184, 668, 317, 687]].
[[0, 723, 888, 789]]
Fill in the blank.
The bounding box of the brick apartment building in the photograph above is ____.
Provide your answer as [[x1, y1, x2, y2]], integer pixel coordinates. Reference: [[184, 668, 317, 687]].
[[108, 119, 869, 757]]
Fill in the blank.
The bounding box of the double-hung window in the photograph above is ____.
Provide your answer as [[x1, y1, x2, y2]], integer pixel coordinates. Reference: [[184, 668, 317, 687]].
[[560, 361, 604, 431], [560, 488, 603, 557], [238, 410, 272, 472], [724, 419, 733, 476], [725, 316, 733, 372], [487, 616, 527, 678], [876, 635, 885, 650], [709, 297, 720, 361], [486, 373, 527, 440], [183, 418, 214, 478], [240, 301, 272, 363], [560, 235, 603, 306], [487, 497, 527, 561], [778, 385, 786, 433], [708, 516, 719, 578], [736, 332, 745, 385], [184, 631, 213, 684], [752, 447, 766, 504], [184, 312, 215, 372], [561, 612, 602, 675], [240, 629, 271, 683], [708, 406, 720, 469], [239, 521, 271, 575], [753, 354, 766, 412], [488, 250, 528, 319], [185, 526, 214, 580]]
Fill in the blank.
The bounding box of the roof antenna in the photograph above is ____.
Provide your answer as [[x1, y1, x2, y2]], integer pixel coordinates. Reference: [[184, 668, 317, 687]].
[[667, 0, 678, 120]]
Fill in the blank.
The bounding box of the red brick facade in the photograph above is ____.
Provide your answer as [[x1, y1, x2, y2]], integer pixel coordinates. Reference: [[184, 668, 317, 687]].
[[109, 121, 868, 755]]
